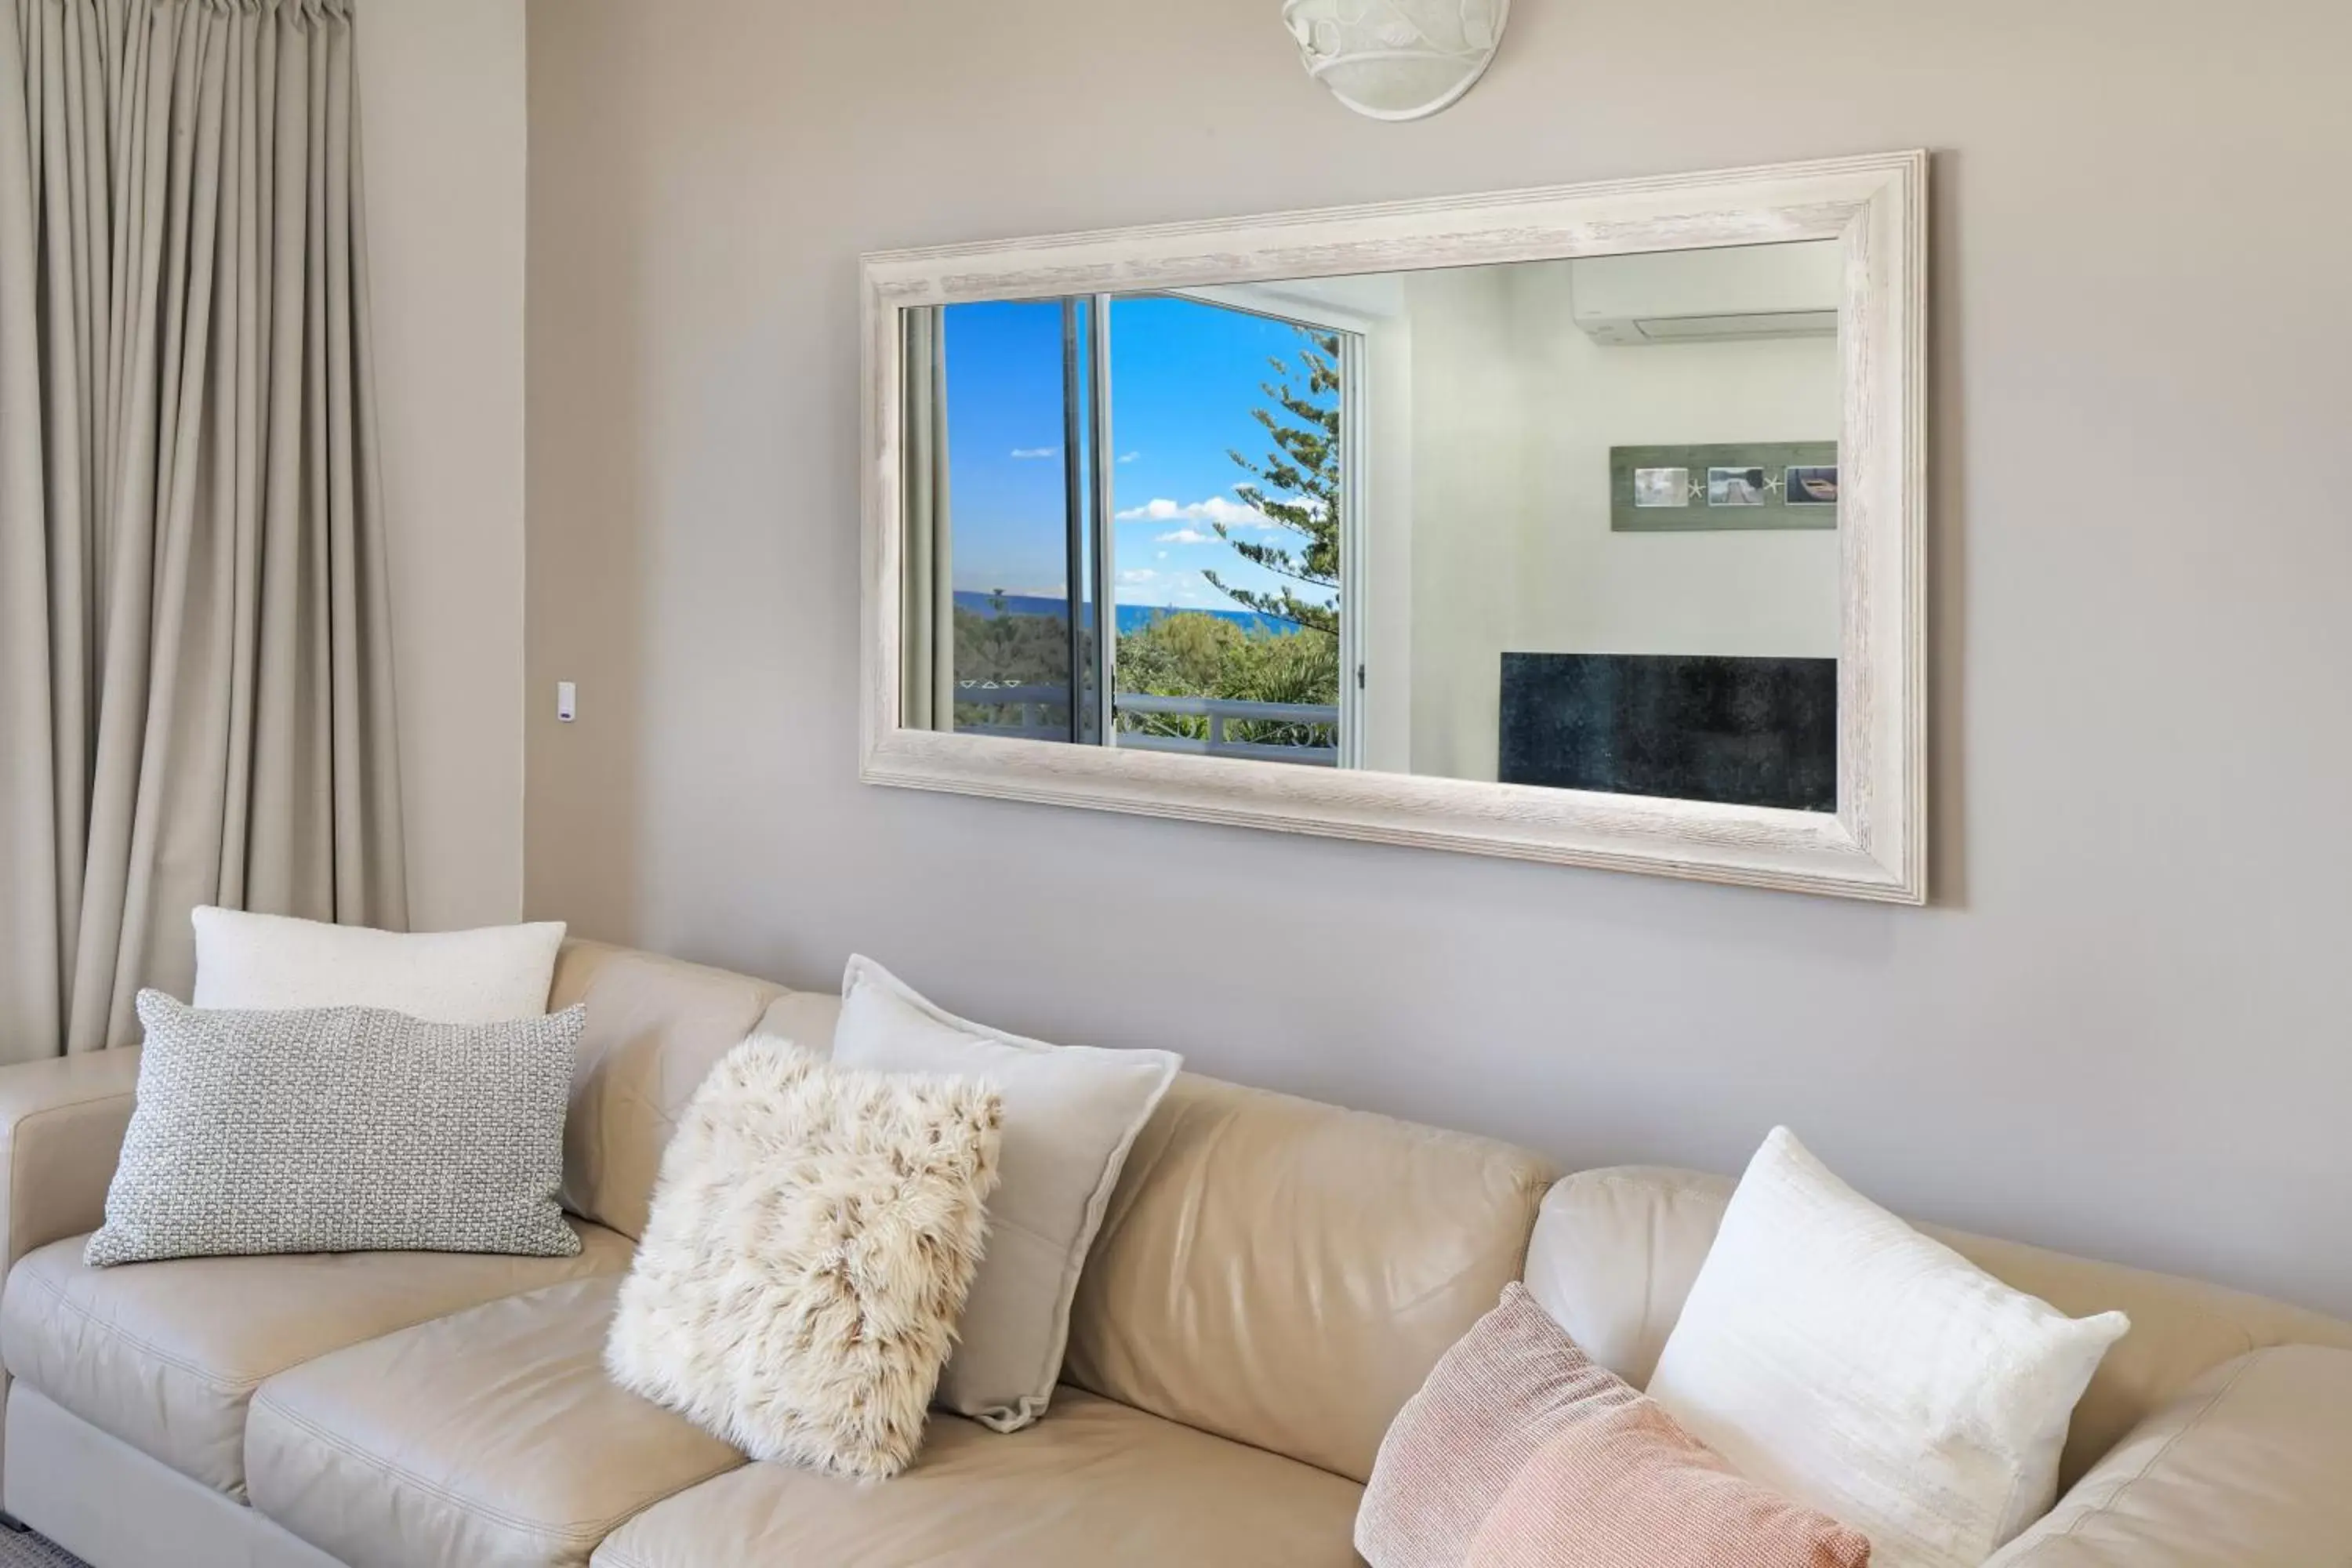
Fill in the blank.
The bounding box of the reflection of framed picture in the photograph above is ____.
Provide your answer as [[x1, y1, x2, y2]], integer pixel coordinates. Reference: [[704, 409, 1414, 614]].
[[1786, 465, 1839, 506], [1611, 442, 1837, 532], [1634, 467, 1690, 508], [1708, 467, 1769, 506]]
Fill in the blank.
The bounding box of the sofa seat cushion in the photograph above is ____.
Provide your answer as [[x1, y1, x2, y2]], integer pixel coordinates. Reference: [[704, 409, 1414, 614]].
[[0, 1221, 633, 1498], [245, 1276, 743, 1568], [591, 1388, 1365, 1568]]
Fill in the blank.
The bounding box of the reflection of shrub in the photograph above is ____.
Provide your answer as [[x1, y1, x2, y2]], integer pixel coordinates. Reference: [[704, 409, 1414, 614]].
[[952, 604, 1088, 736], [949, 605, 1339, 750], [1116, 612, 1340, 749], [953, 604, 1079, 690]]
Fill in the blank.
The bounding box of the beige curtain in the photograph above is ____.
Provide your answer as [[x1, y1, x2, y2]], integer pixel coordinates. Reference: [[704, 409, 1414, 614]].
[[899, 305, 954, 731], [0, 0, 405, 1062]]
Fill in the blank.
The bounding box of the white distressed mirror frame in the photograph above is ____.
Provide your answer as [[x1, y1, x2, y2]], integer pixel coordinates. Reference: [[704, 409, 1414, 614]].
[[860, 151, 1927, 904]]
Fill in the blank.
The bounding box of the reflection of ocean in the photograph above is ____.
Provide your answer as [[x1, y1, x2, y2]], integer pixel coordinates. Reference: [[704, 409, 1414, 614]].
[[953, 591, 1305, 638]]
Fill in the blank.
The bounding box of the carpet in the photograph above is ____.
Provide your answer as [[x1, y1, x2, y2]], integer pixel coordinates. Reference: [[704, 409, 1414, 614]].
[[0, 1526, 85, 1567]]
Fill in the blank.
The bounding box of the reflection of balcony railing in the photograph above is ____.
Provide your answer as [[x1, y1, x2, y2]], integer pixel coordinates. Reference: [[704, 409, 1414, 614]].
[[1113, 694, 1339, 767], [952, 684, 1069, 742], [952, 684, 1338, 767]]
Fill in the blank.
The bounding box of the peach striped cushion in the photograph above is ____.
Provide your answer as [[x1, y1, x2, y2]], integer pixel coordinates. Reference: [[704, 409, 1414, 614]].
[[1357, 1284, 1872, 1568]]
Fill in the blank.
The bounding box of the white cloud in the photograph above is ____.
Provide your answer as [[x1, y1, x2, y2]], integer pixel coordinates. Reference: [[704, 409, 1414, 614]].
[[1118, 452, 1142, 464], [1153, 527, 1215, 545], [1117, 568, 1157, 585], [1008, 447, 1059, 460], [1116, 495, 1276, 532]]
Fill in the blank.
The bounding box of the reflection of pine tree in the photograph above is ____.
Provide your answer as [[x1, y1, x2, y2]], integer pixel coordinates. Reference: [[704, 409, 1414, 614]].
[[1203, 328, 1341, 638]]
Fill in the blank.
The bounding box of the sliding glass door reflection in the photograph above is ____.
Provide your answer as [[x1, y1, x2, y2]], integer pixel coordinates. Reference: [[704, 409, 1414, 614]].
[[909, 291, 1357, 770]]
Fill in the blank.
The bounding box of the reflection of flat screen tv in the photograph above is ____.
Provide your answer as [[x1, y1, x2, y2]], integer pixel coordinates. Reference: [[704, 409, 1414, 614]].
[[1498, 653, 1837, 813]]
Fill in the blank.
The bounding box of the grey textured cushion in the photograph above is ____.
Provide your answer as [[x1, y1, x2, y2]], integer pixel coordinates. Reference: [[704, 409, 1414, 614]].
[[85, 991, 585, 1268]]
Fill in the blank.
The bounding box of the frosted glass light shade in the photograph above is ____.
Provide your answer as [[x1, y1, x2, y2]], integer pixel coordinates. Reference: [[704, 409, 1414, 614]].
[[1283, 0, 1508, 122]]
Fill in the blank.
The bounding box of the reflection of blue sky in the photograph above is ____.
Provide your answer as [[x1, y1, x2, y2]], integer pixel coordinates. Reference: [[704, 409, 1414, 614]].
[[941, 296, 1338, 612]]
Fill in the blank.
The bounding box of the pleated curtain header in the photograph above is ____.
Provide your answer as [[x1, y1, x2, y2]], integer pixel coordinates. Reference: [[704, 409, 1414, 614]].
[[176, 0, 354, 20]]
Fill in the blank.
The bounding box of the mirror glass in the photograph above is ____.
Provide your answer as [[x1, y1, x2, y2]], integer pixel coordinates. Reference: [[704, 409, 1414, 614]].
[[900, 238, 1843, 812]]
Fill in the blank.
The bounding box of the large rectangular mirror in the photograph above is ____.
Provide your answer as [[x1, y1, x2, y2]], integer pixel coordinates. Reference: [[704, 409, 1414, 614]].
[[863, 154, 1926, 902]]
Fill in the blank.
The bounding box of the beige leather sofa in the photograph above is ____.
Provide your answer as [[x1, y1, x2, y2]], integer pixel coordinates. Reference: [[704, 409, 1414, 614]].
[[0, 940, 2346, 1567]]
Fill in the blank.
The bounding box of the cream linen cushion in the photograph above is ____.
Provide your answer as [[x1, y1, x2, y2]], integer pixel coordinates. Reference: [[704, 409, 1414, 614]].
[[192, 906, 566, 1024], [1645, 1129, 2129, 1568], [830, 956, 1181, 1432], [605, 1037, 1003, 1480]]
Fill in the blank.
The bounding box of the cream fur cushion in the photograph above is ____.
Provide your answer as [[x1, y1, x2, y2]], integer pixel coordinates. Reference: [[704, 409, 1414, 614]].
[[604, 1036, 1004, 1480]]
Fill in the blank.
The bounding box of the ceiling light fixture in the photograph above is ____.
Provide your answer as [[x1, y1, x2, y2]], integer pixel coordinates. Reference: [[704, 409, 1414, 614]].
[[1282, 0, 1510, 122]]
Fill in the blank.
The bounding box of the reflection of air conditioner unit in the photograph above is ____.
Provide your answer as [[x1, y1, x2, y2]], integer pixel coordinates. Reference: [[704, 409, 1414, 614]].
[[1570, 244, 1842, 346]]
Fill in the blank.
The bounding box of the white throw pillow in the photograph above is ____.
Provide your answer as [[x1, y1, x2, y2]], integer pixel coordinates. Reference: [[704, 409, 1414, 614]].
[[191, 906, 566, 1025], [829, 956, 1181, 1432], [1644, 1128, 2129, 1568], [606, 1037, 1002, 1480]]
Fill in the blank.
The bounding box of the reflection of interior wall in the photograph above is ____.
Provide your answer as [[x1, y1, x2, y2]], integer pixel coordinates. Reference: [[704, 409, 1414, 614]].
[[1405, 266, 1523, 782], [1403, 259, 1842, 782], [1360, 318, 1416, 774]]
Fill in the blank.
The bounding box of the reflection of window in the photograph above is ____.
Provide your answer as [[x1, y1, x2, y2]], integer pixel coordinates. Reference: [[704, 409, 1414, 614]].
[[913, 293, 1362, 768], [915, 299, 1100, 746], [1110, 296, 1351, 767]]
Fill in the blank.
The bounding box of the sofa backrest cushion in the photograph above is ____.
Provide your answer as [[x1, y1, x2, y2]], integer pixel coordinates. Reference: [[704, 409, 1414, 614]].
[[1062, 1073, 1558, 1484], [750, 990, 846, 1055], [559, 944, 1552, 1479], [1525, 1166, 2352, 1490], [548, 941, 786, 1237]]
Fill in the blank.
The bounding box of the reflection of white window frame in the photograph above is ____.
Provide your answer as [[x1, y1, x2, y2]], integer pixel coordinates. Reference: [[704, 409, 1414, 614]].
[[1154, 284, 1399, 771], [1084, 300, 1115, 746]]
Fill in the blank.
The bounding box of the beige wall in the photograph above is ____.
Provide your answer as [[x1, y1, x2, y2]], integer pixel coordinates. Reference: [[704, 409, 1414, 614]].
[[523, 0, 2352, 1315], [361, 0, 528, 930]]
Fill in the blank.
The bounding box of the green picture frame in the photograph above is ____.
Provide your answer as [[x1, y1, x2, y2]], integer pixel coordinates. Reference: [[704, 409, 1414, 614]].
[[1611, 441, 1839, 532]]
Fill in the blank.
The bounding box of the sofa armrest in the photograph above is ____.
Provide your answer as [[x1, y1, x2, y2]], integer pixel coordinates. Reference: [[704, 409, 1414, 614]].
[[0, 1050, 142, 1276], [1984, 1344, 2352, 1566]]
